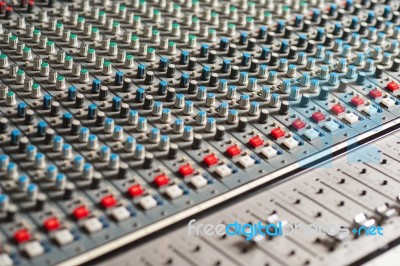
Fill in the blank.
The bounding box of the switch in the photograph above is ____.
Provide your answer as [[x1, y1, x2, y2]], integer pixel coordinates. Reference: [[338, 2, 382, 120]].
[[369, 88, 382, 99], [260, 146, 278, 159], [128, 184, 144, 197], [154, 174, 170, 187], [43, 217, 61, 231], [14, 228, 31, 244], [270, 128, 286, 139], [304, 129, 319, 140], [83, 217, 103, 234], [312, 111, 326, 123], [283, 137, 299, 149], [381, 97, 396, 108], [178, 164, 194, 177], [165, 185, 183, 199], [291, 119, 306, 130], [226, 145, 242, 157], [350, 96, 365, 107], [344, 113, 359, 124], [54, 229, 74, 246], [139, 195, 158, 210], [24, 241, 44, 258], [73, 205, 90, 220], [0, 253, 13, 266], [386, 81, 399, 92], [324, 121, 339, 132], [203, 154, 219, 167], [331, 104, 346, 115], [111, 206, 131, 221], [190, 175, 208, 188], [249, 136, 264, 148], [238, 155, 255, 168], [363, 105, 378, 116], [101, 195, 117, 208], [215, 165, 231, 178]]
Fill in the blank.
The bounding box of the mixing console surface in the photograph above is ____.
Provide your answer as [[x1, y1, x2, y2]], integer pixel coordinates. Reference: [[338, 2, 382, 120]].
[[0, 0, 398, 265]]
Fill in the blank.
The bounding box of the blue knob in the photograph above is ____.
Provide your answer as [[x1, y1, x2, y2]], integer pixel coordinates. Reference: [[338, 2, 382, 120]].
[[158, 80, 168, 95], [276, 20, 285, 33], [200, 43, 209, 57], [159, 57, 169, 71], [319, 87, 329, 100], [87, 103, 97, 119], [279, 40, 289, 53], [135, 87, 145, 102], [115, 71, 124, 86], [180, 73, 190, 87], [91, 79, 101, 94], [241, 53, 251, 66], [180, 50, 189, 65], [219, 37, 229, 50], [312, 9, 320, 22], [17, 102, 27, 117], [62, 113, 73, 127], [258, 26, 267, 39], [112, 96, 122, 111], [43, 95, 52, 109], [240, 32, 248, 45], [294, 15, 303, 27], [201, 65, 211, 81], [37, 121, 47, 136], [221, 59, 231, 73], [260, 47, 270, 60], [68, 86, 77, 101], [350, 17, 359, 29], [137, 64, 146, 79], [11, 129, 21, 145]]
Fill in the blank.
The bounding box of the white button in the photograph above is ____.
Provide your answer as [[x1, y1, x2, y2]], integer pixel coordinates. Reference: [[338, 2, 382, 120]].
[[54, 229, 74, 246], [381, 98, 396, 108], [165, 185, 183, 199], [111, 206, 131, 221], [283, 137, 298, 149], [0, 253, 13, 266], [363, 105, 378, 116], [238, 155, 254, 168], [24, 241, 44, 258], [215, 165, 231, 178], [83, 217, 103, 234], [324, 121, 339, 132], [139, 195, 157, 210], [343, 113, 359, 124], [304, 129, 319, 140], [260, 146, 277, 159], [190, 175, 207, 188]]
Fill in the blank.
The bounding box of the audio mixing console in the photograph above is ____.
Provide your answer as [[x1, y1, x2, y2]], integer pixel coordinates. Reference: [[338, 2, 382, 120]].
[[0, 0, 398, 265]]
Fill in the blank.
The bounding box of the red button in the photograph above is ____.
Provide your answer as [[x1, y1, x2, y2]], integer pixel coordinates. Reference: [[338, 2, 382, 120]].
[[226, 145, 242, 157], [350, 96, 365, 107], [248, 136, 264, 148], [73, 205, 90, 220], [369, 88, 382, 99], [14, 229, 31, 244], [101, 195, 117, 208], [311, 111, 326, 122], [154, 174, 169, 187], [179, 164, 194, 177], [270, 128, 285, 139], [128, 184, 144, 197], [331, 104, 346, 115], [43, 217, 61, 232], [291, 119, 306, 130], [387, 81, 399, 92], [203, 154, 219, 167]]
